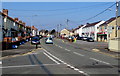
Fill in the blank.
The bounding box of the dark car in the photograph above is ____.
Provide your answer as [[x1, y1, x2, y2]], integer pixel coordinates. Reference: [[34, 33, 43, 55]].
[[82, 37, 88, 41], [86, 37, 94, 42], [31, 36, 40, 44], [77, 37, 83, 40]]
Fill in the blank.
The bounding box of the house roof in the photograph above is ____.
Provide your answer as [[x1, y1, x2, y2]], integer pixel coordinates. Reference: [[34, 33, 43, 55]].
[[0, 11, 25, 27], [83, 21, 101, 28], [32, 26, 38, 30], [99, 17, 117, 26], [72, 25, 84, 31], [26, 26, 31, 29]]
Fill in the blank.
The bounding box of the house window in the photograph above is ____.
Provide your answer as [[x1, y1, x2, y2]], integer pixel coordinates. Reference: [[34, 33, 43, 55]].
[[105, 26, 107, 29]]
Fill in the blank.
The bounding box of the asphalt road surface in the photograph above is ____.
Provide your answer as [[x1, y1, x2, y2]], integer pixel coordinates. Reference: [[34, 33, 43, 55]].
[[1, 38, 120, 76]]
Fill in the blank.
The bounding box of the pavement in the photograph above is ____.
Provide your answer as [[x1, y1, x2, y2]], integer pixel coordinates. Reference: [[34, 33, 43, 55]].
[[59, 38, 120, 59], [0, 41, 40, 57]]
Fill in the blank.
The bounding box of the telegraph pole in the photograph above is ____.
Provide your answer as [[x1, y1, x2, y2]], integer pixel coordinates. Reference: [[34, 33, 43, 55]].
[[57, 24, 59, 37], [115, 0, 119, 37], [66, 19, 69, 29]]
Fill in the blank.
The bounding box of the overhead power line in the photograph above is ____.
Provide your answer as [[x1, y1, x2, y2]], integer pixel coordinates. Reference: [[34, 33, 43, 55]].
[[78, 3, 116, 22], [7, 2, 112, 12]]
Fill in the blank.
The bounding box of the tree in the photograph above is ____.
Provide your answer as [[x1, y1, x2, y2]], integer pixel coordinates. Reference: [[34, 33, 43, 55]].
[[50, 29, 56, 35], [45, 30, 48, 34]]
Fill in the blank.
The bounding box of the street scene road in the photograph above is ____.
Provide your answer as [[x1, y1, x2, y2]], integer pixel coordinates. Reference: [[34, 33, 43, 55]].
[[1, 38, 119, 76]]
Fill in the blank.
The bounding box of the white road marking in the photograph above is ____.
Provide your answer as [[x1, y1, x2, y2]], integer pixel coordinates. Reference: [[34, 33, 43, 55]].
[[0, 64, 63, 69], [73, 52, 84, 56], [90, 57, 110, 65], [43, 49, 89, 76], [54, 44, 57, 46], [65, 49, 71, 51], [0, 65, 39, 68], [0, 61, 2, 64], [43, 52, 60, 64], [59, 46, 63, 48]]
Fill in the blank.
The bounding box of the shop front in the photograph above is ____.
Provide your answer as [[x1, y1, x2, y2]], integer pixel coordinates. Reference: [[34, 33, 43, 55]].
[[97, 32, 107, 42]]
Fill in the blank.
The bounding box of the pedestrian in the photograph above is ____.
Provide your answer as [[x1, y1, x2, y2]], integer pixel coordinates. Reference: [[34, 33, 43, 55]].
[[74, 37, 77, 43]]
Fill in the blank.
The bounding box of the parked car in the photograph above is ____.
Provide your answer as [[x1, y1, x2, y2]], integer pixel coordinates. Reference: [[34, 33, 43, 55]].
[[45, 37, 53, 44], [31, 36, 40, 44], [86, 37, 94, 42], [77, 37, 83, 40], [82, 37, 88, 41], [39, 35, 43, 39]]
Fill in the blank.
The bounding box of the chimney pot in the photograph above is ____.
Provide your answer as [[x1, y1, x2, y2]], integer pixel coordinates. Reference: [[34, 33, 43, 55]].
[[2, 9, 8, 15], [14, 18, 19, 22]]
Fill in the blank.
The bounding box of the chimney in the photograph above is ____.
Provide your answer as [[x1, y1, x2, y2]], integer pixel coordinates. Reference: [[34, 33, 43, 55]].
[[22, 22, 26, 26], [14, 18, 19, 21], [86, 23, 90, 25], [2, 9, 8, 15], [19, 20, 22, 24]]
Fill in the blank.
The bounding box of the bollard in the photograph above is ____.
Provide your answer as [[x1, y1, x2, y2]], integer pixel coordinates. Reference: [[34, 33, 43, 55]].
[[36, 44, 38, 49]]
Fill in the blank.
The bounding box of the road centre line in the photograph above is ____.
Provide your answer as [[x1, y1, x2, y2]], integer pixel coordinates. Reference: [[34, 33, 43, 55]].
[[43, 49, 89, 76], [73, 52, 85, 56], [43, 52, 60, 64], [90, 57, 110, 65], [65, 49, 71, 51]]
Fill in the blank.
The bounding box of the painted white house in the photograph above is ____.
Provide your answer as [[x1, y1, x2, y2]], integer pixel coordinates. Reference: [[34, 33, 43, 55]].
[[73, 25, 86, 37], [31, 26, 38, 36], [78, 25, 86, 37], [82, 21, 105, 41]]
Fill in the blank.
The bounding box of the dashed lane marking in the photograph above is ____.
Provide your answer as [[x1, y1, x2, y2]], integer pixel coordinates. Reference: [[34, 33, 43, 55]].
[[65, 49, 71, 52], [90, 57, 110, 65], [73, 52, 85, 56], [59, 46, 63, 48]]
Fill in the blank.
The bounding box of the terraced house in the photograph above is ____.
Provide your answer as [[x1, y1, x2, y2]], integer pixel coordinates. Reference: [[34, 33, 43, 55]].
[[97, 16, 120, 42], [82, 21, 105, 41], [0, 9, 38, 50]]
